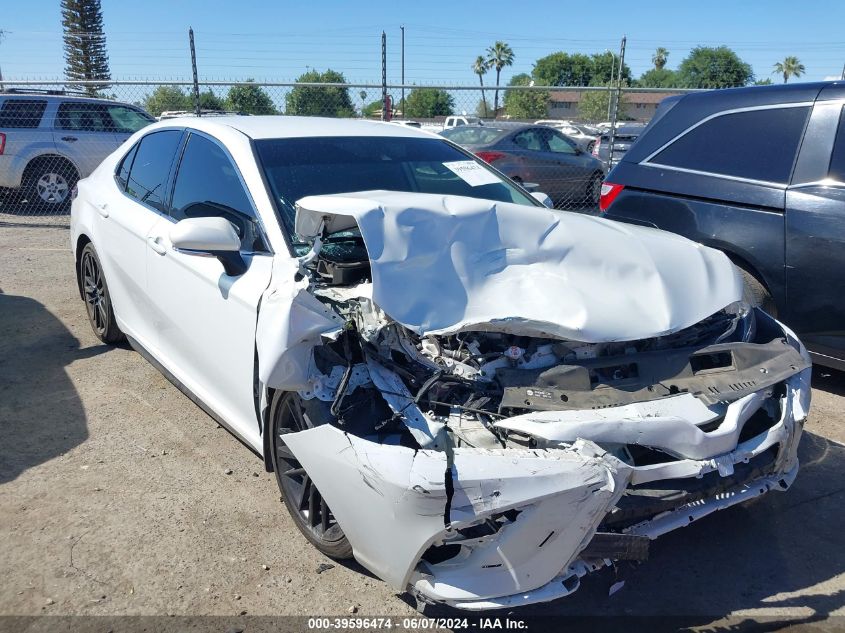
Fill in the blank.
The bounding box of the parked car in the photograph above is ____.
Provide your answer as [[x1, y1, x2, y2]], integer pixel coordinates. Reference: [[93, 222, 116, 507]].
[[443, 114, 480, 129], [592, 122, 646, 166], [442, 123, 606, 208], [601, 81, 845, 370], [388, 119, 422, 128], [535, 119, 598, 153], [158, 109, 246, 120], [71, 115, 810, 611], [0, 90, 154, 210]]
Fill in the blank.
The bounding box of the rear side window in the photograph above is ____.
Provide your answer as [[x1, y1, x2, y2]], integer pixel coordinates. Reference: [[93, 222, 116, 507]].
[[124, 130, 182, 212], [56, 102, 111, 132], [828, 107, 845, 183], [116, 143, 139, 190], [0, 99, 47, 128], [170, 133, 265, 251], [650, 106, 810, 184]]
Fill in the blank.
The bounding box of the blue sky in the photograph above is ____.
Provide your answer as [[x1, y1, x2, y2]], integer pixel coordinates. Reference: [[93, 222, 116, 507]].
[[1, 0, 843, 84]]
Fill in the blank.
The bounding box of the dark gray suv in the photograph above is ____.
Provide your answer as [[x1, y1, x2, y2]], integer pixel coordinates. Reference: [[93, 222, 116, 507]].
[[601, 81, 845, 370]]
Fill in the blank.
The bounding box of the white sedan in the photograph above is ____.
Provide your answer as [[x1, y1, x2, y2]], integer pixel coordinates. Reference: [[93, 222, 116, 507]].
[[71, 116, 811, 611]]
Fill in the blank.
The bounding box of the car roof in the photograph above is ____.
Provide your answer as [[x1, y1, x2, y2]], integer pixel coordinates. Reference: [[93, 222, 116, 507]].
[[146, 115, 441, 140], [0, 91, 131, 105]]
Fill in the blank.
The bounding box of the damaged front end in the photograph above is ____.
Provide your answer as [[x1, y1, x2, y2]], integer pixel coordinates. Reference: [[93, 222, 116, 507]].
[[258, 192, 811, 610]]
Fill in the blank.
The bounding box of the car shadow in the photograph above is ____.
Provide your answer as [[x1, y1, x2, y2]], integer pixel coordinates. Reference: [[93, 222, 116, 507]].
[[0, 292, 107, 484], [410, 429, 845, 625]]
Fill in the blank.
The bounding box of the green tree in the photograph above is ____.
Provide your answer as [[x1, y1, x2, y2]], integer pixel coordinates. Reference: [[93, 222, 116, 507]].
[[403, 88, 454, 118], [61, 0, 110, 95], [486, 41, 514, 117], [504, 73, 549, 119], [475, 98, 492, 117], [638, 68, 679, 88], [579, 86, 629, 122], [362, 99, 383, 118], [677, 46, 754, 88], [773, 56, 805, 84], [198, 90, 226, 111], [285, 69, 354, 117], [473, 55, 490, 117], [226, 80, 277, 114], [533, 52, 593, 86], [589, 51, 631, 85], [143, 86, 191, 117], [532, 51, 630, 87], [652, 47, 669, 70], [754, 78, 774, 86]]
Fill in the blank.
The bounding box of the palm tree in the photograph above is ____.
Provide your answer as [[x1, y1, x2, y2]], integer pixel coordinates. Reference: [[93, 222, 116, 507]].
[[772, 56, 805, 83], [486, 41, 514, 118], [472, 55, 489, 117], [652, 47, 669, 70]]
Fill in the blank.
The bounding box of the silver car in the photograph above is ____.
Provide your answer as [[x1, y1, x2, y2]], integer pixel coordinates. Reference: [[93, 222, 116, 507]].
[[442, 123, 606, 209], [0, 91, 154, 211]]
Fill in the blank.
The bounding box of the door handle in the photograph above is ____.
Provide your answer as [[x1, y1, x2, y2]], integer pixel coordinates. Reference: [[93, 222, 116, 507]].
[[147, 236, 167, 255], [96, 202, 109, 218], [61, 136, 78, 142]]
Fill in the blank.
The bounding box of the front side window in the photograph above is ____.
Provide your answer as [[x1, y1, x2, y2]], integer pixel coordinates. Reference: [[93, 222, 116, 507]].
[[124, 130, 182, 212], [170, 133, 265, 251], [828, 106, 845, 183], [107, 105, 154, 133], [56, 102, 111, 132], [255, 136, 537, 238], [0, 99, 47, 128], [650, 106, 811, 184]]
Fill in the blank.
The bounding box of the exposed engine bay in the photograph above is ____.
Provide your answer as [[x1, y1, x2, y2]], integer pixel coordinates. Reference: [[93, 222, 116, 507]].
[[257, 192, 811, 610]]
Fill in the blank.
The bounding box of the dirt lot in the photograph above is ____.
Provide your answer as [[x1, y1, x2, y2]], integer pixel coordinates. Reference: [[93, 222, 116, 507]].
[[1, 217, 845, 629]]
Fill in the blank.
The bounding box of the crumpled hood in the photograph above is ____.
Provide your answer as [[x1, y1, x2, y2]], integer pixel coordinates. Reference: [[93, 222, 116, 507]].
[[295, 191, 742, 342]]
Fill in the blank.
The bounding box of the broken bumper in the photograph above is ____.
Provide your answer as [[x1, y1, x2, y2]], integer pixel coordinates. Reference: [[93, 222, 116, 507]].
[[282, 360, 809, 610]]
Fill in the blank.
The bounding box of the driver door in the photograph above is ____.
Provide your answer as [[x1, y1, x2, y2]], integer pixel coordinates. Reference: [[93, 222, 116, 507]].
[[145, 132, 273, 447]]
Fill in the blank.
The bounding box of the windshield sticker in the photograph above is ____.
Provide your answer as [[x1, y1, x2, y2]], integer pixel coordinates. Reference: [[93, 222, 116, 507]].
[[443, 160, 502, 187]]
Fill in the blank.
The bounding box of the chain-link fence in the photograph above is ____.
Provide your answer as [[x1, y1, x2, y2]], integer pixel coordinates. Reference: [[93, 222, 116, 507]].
[[0, 80, 693, 222]]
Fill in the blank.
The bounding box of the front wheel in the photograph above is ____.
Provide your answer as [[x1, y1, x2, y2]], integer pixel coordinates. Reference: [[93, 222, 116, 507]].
[[271, 392, 353, 559], [80, 243, 124, 344], [586, 172, 604, 206]]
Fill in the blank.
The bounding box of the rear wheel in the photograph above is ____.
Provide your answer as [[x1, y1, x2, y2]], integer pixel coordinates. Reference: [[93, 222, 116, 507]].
[[23, 158, 78, 213], [80, 243, 124, 344], [586, 172, 604, 206], [271, 391, 353, 559]]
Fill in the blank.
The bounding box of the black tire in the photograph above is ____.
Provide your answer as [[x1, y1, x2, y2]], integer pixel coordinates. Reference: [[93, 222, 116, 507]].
[[739, 267, 777, 317], [270, 391, 353, 560], [23, 158, 78, 213], [79, 243, 124, 344], [586, 172, 604, 206]]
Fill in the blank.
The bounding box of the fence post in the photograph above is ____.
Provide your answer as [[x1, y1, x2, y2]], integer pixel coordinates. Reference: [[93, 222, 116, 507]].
[[189, 28, 201, 117], [607, 35, 626, 167], [381, 31, 388, 122]]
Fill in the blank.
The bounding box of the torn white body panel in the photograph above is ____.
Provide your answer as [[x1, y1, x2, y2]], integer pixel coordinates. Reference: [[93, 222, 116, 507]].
[[282, 424, 631, 600], [295, 191, 743, 342]]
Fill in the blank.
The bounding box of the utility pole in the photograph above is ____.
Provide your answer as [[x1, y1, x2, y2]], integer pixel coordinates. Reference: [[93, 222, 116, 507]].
[[400, 25, 405, 116], [189, 27, 200, 116], [607, 35, 626, 167]]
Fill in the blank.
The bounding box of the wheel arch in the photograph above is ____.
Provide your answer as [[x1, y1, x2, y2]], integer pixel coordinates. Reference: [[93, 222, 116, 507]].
[[23, 153, 81, 183]]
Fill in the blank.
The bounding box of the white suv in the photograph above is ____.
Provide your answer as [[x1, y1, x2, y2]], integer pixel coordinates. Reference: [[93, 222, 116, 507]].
[[0, 91, 154, 211]]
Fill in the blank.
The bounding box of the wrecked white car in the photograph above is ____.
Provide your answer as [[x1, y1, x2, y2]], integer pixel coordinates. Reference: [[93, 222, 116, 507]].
[[71, 117, 811, 611]]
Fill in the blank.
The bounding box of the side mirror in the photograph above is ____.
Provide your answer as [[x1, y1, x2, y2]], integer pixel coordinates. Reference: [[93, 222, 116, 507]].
[[531, 192, 554, 208], [169, 217, 247, 276]]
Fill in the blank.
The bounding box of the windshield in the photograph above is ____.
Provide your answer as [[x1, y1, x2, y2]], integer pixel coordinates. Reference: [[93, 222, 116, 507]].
[[255, 136, 537, 242]]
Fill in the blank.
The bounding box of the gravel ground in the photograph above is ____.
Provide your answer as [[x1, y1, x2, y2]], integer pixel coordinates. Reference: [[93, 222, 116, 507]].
[[1, 217, 844, 629]]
